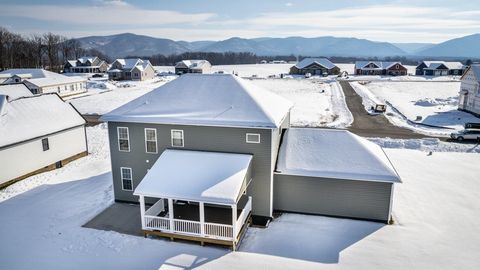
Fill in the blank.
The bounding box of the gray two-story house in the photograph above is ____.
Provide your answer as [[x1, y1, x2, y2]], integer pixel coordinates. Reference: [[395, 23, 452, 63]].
[[101, 74, 401, 248]]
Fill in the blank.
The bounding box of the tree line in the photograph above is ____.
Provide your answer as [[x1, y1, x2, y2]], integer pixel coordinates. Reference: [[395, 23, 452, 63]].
[[0, 27, 110, 72]]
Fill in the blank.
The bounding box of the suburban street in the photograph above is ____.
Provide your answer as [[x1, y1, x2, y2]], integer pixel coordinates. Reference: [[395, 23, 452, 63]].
[[339, 80, 435, 139]]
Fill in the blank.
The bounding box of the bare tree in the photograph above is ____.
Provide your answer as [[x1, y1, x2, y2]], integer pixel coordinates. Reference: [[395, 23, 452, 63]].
[[43, 32, 61, 71]]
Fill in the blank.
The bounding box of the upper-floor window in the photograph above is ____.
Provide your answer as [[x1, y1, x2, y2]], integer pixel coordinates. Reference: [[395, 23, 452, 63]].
[[117, 127, 130, 152], [120, 167, 133, 191], [171, 129, 184, 147], [42, 138, 49, 151], [246, 133, 261, 143], [145, 128, 157, 153], [395, 64, 399, 69]]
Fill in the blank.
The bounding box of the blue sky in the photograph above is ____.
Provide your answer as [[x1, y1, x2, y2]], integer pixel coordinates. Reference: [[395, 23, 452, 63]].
[[0, 0, 479, 43]]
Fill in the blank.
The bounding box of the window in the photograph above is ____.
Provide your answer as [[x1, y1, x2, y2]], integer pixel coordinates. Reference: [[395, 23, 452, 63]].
[[117, 127, 130, 152], [171, 129, 184, 147], [121, 167, 133, 191], [42, 138, 49, 151], [145, 128, 157, 153], [246, 133, 261, 143], [395, 64, 399, 69]]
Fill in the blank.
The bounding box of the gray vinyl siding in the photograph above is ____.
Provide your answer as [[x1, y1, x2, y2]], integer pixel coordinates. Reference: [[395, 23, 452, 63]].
[[273, 173, 393, 222], [108, 121, 277, 217]]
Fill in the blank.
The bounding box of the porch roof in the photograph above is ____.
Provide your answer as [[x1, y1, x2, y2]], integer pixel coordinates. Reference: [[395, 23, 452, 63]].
[[134, 149, 252, 205]]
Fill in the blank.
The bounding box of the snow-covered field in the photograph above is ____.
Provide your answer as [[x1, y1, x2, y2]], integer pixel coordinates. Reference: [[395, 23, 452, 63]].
[[1, 126, 479, 269], [68, 77, 175, 115], [350, 81, 479, 135], [249, 79, 352, 127]]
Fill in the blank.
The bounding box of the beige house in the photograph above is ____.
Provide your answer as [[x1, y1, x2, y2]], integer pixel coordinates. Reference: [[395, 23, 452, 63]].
[[175, 60, 211, 74], [0, 92, 87, 188], [0, 69, 87, 98], [108, 58, 155, 81], [458, 65, 480, 115]]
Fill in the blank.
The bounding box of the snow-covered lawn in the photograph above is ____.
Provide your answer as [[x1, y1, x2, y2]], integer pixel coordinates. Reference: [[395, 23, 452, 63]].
[[350, 81, 479, 135], [249, 78, 352, 127], [68, 77, 175, 115], [1, 126, 479, 269]]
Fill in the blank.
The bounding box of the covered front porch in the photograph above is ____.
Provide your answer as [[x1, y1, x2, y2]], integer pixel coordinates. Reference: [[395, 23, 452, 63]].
[[134, 149, 254, 249]]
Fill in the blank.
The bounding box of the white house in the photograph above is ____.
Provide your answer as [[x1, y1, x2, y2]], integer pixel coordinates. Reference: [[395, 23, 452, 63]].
[[107, 58, 155, 81], [175, 60, 211, 74], [0, 92, 88, 188], [458, 65, 480, 115], [0, 69, 87, 98]]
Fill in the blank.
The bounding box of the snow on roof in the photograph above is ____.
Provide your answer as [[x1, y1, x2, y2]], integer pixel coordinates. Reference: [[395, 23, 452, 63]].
[[0, 93, 86, 148], [78, 56, 96, 64], [276, 128, 401, 183], [0, 69, 64, 79], [111, 58, 144, 71], [67, 60, 77, 67], [0, 84, 33, 99], [176, 60, 210, 69], [26, 76, 86, 87], [295, 58, 337, 69], [101, 74, 293, 128], [355, 61, 402, 70], [423, 61, 464, 70], [134, 149, 253, 204]]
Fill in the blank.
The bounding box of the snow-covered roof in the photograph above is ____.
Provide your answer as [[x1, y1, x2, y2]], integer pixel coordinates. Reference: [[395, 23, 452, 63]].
[[0, 93, 86, 148], [25, 76, 86, 87], [176, 60, 211, 69], [294, 58, 337, 69], [134, 149, 253, 204], [67, 60, 77, 67], [78, 56, 96, 64], [423, 61, 464, 70], [355, 61, 403, 70], [110, 58, 147, 71], [101, 74, 293, 128], [0, 84, 33, 99], [461, 64, 480, 81], [276, 128, 401, 183], [0, 69, 64, 79]]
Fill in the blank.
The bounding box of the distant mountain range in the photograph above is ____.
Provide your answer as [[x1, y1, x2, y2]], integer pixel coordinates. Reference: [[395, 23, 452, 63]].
[[76, 33, 480, 59]]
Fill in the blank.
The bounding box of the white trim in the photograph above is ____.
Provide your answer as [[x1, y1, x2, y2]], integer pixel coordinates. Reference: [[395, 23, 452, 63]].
[[120, 167, 133, 191], [171, 129, 184, 147], [144, 128, 158, 154], [117, 126, 130, 152], [246, 133, 261, 144], [387, 183, 394, 222]]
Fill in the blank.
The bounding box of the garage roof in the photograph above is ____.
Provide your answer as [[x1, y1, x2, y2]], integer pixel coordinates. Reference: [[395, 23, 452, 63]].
[[276, 128, 401, 183]]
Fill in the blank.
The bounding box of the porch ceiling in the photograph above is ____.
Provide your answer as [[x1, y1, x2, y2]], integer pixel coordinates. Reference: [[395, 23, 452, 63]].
[[134, 149, 252, 205]]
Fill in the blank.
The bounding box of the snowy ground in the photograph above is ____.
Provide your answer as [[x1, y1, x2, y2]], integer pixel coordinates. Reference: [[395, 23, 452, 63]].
[[1, 126, 479, 269], [350, 81, 479, 136], [249, 78, 352, 127], [68, 77, 175, 115]]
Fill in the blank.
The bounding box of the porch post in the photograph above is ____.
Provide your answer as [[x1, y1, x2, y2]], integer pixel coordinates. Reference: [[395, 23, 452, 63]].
[[199, 202, 205, 237], [232, 204, 237, 239], [139, 195, 146, 229], [168, 198, 174, 233]]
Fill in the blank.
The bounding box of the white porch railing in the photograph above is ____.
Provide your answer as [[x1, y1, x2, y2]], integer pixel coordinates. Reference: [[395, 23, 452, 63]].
[[236, 196, 252, 234], [141, 196, 252, 241]]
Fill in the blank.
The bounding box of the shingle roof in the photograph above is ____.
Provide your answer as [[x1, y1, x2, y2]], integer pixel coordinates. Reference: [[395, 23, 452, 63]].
[[422, 61, 464, 70], [355, 61, 402, 70], [101, 74, 293, 128], [295, 58, 337, 69]]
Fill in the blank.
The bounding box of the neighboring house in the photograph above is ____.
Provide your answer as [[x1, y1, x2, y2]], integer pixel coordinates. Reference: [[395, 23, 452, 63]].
[[0, 69, 87, 97], [354, 61, 407, 76], [0, 83, 34, 99], [107, 58, 155, 81], [175, 60, 211, 74], [458, 65, 480, 115], [0, 93, 88, 188], [289, 58, 340, 75], [415, 61, 465, 76], [100, 74, 401, 248], [64, 56, 109, 73]]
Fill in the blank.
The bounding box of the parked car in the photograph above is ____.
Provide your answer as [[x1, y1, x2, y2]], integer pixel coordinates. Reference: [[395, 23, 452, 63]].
[[304, 73, 311, 78], [450, 129, 480, 141], [91, 74, 103, 78]]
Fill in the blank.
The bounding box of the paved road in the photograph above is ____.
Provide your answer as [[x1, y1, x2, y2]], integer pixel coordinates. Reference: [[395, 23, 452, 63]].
[[339, 80, 431, 139]]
